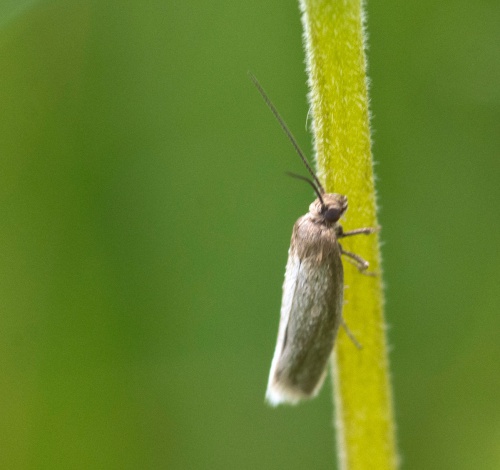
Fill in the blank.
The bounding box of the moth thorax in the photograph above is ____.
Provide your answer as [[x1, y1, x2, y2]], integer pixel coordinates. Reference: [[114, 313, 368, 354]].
[[309, 193, 348, 224]]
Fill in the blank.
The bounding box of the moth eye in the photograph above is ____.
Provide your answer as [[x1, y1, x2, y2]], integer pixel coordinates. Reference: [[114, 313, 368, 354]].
[[324, 207, 341, 222]]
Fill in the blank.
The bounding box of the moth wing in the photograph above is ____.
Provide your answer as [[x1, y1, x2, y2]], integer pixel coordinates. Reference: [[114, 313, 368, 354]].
[[265, 252, 300, 402], [266, 238, 343, 406]]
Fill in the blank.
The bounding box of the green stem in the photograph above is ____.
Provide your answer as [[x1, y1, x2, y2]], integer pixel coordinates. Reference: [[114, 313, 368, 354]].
[[299, 0, 398, 468]]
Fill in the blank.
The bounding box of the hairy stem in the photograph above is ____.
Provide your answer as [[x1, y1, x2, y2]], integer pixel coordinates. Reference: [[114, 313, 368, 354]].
[[299, 0, 399, 468]]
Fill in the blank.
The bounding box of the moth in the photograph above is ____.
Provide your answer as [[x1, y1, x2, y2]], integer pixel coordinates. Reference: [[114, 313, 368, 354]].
[[250, 73, 377, 406]]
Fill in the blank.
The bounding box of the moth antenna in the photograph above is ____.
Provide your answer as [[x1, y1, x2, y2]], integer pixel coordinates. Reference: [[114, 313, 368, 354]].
[[285, 171, 325, 208], [249, 72, 325, 194]]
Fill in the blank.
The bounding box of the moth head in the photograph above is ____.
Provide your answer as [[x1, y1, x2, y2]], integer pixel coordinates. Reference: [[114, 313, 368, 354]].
[[310, 193, 348, 223]]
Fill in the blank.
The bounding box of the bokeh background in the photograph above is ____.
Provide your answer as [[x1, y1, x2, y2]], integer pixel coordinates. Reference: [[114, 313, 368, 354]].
[[0, 1, 498, 469]]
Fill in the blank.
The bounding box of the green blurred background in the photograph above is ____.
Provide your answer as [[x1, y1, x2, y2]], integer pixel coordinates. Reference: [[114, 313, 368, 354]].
[[0, 1, 498, 468]]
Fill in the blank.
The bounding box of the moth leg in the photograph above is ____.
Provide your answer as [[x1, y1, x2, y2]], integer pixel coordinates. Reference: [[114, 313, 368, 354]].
[[340, 246, 369, 270], [339, 226, 380, 238], [339, 245, 377, 276], [341, 318, 362, 350]]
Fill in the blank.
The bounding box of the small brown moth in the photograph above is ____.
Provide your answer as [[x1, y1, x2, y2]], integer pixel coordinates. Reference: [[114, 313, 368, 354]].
[[250, 73, 377, 406]]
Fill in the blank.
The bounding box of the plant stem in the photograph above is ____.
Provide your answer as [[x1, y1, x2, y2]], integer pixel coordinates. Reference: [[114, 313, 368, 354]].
[[299, 0, 399, 468]]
